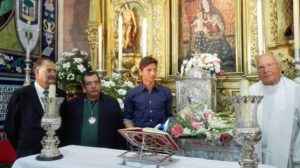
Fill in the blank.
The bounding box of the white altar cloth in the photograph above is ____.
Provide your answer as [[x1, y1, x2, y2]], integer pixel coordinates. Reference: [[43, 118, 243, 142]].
[[12, 145, 276, 168]]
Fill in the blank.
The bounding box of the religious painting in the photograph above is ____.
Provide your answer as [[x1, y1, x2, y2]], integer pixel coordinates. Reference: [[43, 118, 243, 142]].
[[116, 2, 145, 56], [179, 0, 242, 73], [0, 0, 14, 30], [120, 2, 141, 54], [107, 0, 170, 77]]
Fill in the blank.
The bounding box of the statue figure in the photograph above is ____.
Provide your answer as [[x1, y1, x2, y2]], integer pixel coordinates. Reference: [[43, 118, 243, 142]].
[[122, 3, 137, 52]]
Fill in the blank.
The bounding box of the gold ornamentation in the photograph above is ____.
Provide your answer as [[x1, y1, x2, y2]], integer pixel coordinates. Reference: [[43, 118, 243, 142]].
[[86, 24, 99, 69], [152, 1, 166, 77], [269, 0, 278, 43], [86, 24, 98, 50]]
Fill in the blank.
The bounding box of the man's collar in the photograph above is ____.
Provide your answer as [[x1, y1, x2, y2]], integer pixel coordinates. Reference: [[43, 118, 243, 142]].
[[137, 83, 159, 93], [34, 81, 47, 92]]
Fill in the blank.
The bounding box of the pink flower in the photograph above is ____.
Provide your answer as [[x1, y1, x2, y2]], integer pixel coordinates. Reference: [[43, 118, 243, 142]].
[[203, 111, 214, 122], [213, 59, 220, 65], [191, 122, 201, 130], [171, 124, 184, 138], [218, 70, 225, 76]]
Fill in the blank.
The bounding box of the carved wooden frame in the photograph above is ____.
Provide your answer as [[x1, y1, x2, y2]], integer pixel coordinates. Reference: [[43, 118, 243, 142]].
[[170, 0, 243, 75]]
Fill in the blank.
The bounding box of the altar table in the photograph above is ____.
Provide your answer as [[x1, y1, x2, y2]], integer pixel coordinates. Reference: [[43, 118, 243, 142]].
[[12, 145, 276, 168]]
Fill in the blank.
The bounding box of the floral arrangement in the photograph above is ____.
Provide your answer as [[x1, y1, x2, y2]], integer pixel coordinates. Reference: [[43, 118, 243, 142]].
[[180, 52, 221, 77], [101, 73, 135, 109], [167, 103, 233, 140], [56, 48, 92, 85]]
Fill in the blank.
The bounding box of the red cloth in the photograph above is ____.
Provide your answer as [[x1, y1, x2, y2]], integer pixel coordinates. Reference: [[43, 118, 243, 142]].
[[0, 140, 16, 163]]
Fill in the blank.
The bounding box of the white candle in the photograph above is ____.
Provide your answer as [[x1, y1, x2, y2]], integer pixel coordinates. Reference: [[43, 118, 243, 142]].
[[48, 84, 56, 114], [118, 15, 123, 70], [98, 25, 102, 70], [257, 0, 264, 55], [239, 79, 251, 125], [49, 84, 56, 97], [239, 78, 249, 96], [293, 0, 300, 61], [142, 18, 147, 57]]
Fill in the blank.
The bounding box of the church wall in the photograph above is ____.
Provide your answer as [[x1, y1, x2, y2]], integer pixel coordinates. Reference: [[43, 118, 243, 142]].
[[63, 0, 90, 52]]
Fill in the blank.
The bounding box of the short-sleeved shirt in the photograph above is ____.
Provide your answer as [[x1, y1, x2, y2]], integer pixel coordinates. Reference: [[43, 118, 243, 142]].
[[124, 84, 173, 127]]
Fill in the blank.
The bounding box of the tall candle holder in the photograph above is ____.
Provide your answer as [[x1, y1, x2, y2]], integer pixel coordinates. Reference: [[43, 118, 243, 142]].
[[229, 95, 263, 168], [36, 97, 65, 161]]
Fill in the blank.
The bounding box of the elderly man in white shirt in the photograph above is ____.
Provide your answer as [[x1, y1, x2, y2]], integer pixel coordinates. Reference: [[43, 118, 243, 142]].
[[249, 54, 300, 168]]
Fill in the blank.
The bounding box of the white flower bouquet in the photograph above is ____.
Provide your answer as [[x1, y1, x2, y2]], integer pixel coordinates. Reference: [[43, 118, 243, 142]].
[[101, 73, 135, 109], [56, 48, 92, 85], [180, 53, 221, 77]]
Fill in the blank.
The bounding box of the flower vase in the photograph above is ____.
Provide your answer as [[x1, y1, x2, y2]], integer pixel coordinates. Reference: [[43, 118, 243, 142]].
[[64, 84, 82, 101]]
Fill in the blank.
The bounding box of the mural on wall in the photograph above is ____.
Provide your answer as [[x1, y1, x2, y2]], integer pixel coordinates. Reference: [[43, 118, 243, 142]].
[[0, 0, 57, 77], [0, 0, 14, 30], [179, 0, 236, 72]]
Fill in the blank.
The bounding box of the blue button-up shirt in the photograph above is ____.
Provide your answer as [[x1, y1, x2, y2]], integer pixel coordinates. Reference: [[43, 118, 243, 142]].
[[124, 84, 173, 128]]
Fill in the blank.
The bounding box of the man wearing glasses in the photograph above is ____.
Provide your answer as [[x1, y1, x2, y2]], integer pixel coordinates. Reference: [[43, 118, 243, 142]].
[[5, 58, 67, 158], [62, 71, 126, 149], [249, 54, 300, 168]]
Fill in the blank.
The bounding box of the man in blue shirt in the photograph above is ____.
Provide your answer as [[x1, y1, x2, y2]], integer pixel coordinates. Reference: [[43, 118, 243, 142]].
[[124, 56, 173, 128]]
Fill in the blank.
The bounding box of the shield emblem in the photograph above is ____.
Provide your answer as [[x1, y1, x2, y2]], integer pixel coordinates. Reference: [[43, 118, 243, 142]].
[[15, 0, 41, 53]]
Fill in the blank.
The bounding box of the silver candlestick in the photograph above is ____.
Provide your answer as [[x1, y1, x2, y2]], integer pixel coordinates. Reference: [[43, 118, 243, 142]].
[[230, 96, 263, 168], [36, 97, 64, 161]]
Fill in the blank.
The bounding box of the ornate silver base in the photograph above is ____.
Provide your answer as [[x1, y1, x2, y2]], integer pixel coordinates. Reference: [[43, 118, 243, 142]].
[[230, 96, 263, 168], [36, 154, 63, 161], [36, 117, 63, 161], [233, 128, 262, 168]]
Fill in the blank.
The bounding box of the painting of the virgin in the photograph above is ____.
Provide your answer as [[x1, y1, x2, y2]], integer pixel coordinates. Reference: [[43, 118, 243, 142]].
[[180, 0, 236, 72]]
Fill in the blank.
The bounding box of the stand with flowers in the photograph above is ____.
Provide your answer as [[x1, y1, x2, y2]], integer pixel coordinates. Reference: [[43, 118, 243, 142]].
[[171, 53, 232, 140], [56, 48, 92, 99]]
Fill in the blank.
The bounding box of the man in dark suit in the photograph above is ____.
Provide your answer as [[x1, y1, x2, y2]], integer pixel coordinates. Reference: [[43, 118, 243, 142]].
[[62, 71, 126, 149], [5, 58, 66, 158]]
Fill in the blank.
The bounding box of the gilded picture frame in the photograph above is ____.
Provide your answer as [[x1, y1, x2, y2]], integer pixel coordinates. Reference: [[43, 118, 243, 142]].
[[171, 0, 242, 75]]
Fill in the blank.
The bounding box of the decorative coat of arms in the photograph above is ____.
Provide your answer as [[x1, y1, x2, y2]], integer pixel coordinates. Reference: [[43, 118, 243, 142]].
[[15, 0, 41, 53]]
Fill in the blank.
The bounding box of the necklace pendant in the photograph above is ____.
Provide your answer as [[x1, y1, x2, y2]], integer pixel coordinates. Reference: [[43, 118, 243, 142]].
[[88, 116, 97, 124]]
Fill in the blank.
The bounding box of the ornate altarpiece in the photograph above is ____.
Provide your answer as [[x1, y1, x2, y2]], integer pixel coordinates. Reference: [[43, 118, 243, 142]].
[[84, 0, 296, 161], [87, 0, 296, 112]]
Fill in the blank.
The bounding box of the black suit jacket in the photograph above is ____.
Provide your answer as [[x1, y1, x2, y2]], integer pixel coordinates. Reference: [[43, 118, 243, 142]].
[[62, 93, 126, 149], [4, 84, 67, 158]]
